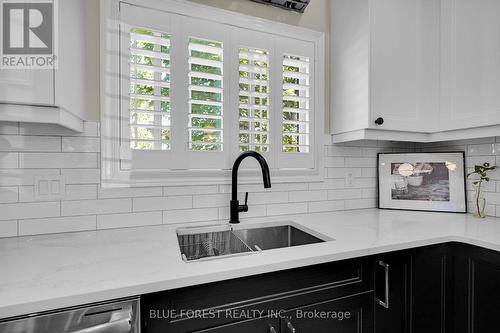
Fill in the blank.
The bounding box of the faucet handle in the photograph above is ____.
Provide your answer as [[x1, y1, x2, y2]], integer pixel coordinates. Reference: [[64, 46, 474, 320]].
[[238, 192, 249, 213]]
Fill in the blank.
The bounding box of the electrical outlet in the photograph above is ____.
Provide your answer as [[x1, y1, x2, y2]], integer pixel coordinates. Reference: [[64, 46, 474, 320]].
[[345, 172, 354, 187], [34, 175, 65, 201]]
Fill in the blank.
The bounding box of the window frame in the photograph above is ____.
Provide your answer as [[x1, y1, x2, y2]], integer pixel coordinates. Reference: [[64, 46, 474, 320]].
[[100, 0, 325, 187]]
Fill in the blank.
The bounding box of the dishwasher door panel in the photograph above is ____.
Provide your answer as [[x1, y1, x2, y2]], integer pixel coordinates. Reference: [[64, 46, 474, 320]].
[[0, 298, 139, 333]]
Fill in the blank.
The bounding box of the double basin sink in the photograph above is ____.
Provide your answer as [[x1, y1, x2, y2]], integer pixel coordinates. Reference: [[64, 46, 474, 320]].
[[177, 221, 332, 262]]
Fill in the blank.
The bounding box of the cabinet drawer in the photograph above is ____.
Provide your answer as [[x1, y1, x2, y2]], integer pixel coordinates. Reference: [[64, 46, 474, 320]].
[[142, 258, 373, 332], [281, 291, 374, 333]]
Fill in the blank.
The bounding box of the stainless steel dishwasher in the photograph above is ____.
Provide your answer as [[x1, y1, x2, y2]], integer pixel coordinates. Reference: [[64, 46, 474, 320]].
[[0, 298, 139, 333]]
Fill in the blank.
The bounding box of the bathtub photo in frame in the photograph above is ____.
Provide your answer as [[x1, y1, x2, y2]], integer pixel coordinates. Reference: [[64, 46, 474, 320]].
[[377, 152, 467, 213]]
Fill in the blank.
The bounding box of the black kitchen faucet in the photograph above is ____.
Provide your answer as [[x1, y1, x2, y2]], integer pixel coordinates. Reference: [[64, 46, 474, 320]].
[[229, 151, 271, 224]]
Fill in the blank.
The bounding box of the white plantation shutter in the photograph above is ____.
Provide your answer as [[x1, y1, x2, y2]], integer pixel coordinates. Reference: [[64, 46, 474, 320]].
[[282, 54, 310, 154], [129, 28, 172, 151], [114, 5, 318, 177], [188, 37, 224, 152], [276, 37, 315, 169], [238, 47, 270, 153]]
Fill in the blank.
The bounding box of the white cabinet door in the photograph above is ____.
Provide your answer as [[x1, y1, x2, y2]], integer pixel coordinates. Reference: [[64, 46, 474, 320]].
[[370, 0, 440, 133], [440, 0, 500, 131], [0, 68, 54, 105]]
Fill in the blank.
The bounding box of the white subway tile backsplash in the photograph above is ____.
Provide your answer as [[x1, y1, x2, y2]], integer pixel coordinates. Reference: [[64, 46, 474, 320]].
[[328, 189, 362, 200], [0, 187, 18, 203], [289, 190, 327, 203], [65, 185, 99, 200], [308, 200, 345, 213], [324, 157, 345, 168], [0, 122, 19, 135], [465, 156, 496, 169], [267, 182, 309, 192], [362, 188, 378, 199], [345, 198, 377, 210], [362, 147, 388, 157], [163, 185, 218, 196], [62, 199, 131, 216], [18, 186, 35, 202], [0, 201, 60, 220], [19, 216, 96, 236], [266, 202, 308, 216], [0, 220, 18, 237], [20, 153, 98, 169], [361, 168, 377, 178], [238, 191, 289, 205], [193, 194, 230, 208], [345, 157, 377, 168], [308, 179, 345, 190], [62, 137, 100, 152], [21, 184, 98, 202], [164, 208, 218, 224], [99, 186, 162, 199], [467, 143, 498, 156], [350, 178, 377, 189], [0, 153, 19, 168], [62, 169, 100, 184], [2, 119, 500, 238], [324, 157, 345, 167], [97, 211, 162, 229], [326, 146, 362, 157], [0, 135, 61, 152], [0, 169, 59, 186], [133, 196, 192, 212], [326, 168, 362, 179], [485, 192, 500, 205]]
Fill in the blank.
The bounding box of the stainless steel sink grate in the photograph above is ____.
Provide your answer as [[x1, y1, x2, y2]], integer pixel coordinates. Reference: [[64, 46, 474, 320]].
[[177, 230, 253, 261]]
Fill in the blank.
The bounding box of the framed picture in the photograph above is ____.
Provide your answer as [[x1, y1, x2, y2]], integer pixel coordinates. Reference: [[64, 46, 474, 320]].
[[377, 152, 467, 213]]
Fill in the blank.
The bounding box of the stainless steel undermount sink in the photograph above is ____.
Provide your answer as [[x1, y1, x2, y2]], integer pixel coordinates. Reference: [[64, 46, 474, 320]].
[[176, 221, 332, 262]]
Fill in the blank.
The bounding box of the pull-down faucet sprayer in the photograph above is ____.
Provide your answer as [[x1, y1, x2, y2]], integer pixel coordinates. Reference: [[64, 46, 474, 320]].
[[229, 151, 271, 224]]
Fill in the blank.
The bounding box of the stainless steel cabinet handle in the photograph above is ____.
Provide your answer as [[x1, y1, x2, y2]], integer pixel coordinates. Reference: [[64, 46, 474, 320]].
[[72, 308, 133, 333], [286, 320, 297, 333], [375, 260, 390, 309]]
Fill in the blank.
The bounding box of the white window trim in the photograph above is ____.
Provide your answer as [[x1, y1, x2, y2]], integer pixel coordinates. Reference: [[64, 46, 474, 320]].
[[100, 0, 325, 187]]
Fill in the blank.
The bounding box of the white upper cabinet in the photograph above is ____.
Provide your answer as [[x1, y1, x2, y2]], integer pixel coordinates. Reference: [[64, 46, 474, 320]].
[[440, 0, 500, 131], [370, 0, 440, 133], [0, 0, 86, 132], [331, 0, 440, 135], [332, 0, 500, 143], [0, 69, 54, 105]]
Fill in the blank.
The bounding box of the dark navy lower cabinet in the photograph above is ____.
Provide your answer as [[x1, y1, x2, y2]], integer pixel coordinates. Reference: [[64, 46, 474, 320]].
[[141, 242, 500, 333], [411, 243, 454, 333], [374, 243, 454, 333], [454, 243, 500, 333], [197, 316, 280, 333], [141, 258, 374, 332], [280, 292, 374, 333], [374, 250, 411, 333]]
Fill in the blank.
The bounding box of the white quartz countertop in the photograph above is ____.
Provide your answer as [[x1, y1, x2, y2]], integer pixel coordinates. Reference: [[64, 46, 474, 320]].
[[2, 208, 500, 319]]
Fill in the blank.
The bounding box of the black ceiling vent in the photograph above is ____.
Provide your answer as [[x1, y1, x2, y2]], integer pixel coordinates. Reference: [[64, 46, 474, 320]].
[[250, 0, 310, 13]]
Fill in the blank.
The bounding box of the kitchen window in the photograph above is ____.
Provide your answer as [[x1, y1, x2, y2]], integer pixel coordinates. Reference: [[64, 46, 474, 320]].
[[101, 0, 325, 186]]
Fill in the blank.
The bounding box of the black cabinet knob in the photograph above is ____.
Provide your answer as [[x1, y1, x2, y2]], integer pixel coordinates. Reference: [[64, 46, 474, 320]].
[[374, 117, 384, 125]]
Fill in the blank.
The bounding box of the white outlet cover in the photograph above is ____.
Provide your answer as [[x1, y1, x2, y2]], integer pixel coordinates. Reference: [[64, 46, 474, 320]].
[[34, 175, 66, 201], [345, 172, 354, 187]]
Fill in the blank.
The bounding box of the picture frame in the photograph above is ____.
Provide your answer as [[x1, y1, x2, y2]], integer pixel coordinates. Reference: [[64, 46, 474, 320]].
[[377, 152, 467, 213]]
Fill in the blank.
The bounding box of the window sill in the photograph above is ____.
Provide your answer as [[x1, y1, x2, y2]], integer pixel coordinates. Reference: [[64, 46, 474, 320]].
[[100, 168, 324, 188]]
